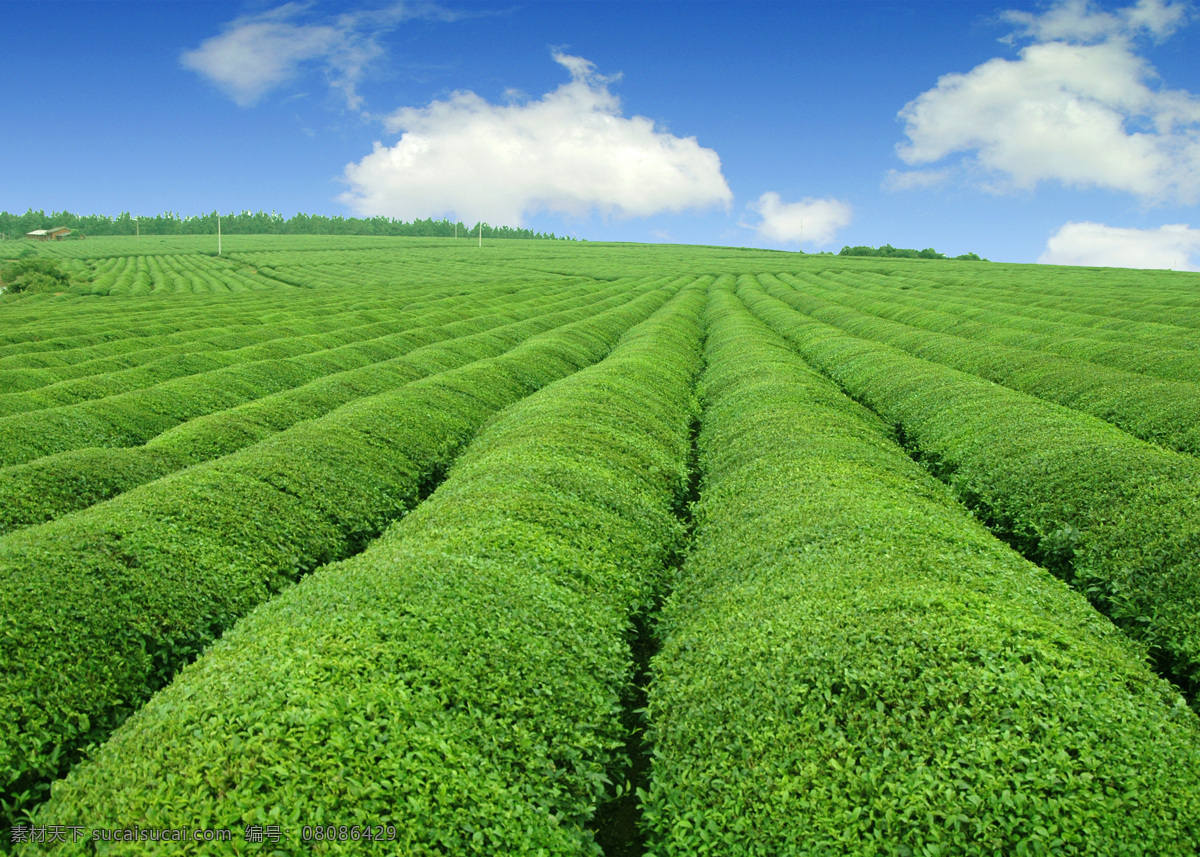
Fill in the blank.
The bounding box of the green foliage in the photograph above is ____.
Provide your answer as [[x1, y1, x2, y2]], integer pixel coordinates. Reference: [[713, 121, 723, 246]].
[[738, 277, 1200, 701], [0, 208, 572, 241], [837, 244, 988, 261], [3, 239, 1200, 849], [0, 258, 72, 294], [642, 282, 1200, 855], [28, 283, 707, 855], [0, 282, 678, 830], [0, 283, 642, 536], [758, 272, 1200, 456]]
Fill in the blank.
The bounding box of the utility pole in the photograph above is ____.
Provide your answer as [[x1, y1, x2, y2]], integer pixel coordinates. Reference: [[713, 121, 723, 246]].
[[218, 214, 222, 256]]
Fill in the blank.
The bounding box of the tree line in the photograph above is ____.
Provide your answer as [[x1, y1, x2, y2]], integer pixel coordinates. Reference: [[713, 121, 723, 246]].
[[839, 244, 987, 261], [0, 209, 573, 241]]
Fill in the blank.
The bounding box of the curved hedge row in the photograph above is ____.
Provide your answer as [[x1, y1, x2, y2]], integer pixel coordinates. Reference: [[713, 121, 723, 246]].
[[758, 274, 1200, 456], [642, 285, 1200, 855], [813, 266, 1200, 347], [0, 279, 678, 829], [908, 265, 1200, 329], [780, 270, 1200, 383], [25, 281, 707, 855], [0, 281, 631, 535], [737, 278, 1200, 698], [0, 279, 442, 369], [0, 317, 434, 415], [0, 282, 581, 466]]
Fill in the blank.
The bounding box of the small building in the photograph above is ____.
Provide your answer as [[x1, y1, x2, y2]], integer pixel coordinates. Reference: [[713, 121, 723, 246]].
[[25, 227, 71, 241]]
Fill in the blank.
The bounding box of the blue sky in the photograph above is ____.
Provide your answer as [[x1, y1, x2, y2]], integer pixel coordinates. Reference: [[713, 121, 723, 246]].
[[5, 0, 1200, 267]]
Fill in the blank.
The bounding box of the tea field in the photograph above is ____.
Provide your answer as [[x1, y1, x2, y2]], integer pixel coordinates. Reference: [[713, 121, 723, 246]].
[[2, 236, 1200, 854]]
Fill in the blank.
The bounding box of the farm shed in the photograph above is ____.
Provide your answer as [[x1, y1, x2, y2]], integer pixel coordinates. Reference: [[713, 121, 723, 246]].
[[24, 227, 71, 240]]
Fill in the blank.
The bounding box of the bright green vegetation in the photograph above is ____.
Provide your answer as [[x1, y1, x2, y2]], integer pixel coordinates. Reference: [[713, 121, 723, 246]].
[[0, 209, 570, 242], [759, 272, 1200, 454], [30, 282, 706, 855], [4, 235, 1200, 853], [0, 273, 678, 825], [642, 283, 1200, 855], [0, 280, 643, 534], [738, 277, 1200, 699], [838, 243, 987, 261]]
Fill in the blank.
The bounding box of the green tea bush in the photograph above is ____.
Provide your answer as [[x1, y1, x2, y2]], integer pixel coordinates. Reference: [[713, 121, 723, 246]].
[[642, 285, 1200, 855], [738, 279, 1200, 700], [778, 270, 1200, 383], [24, 282, 706, 855], [0, 279, 652, 535], [0, 281, 676, 829], [757, 274, 1200, 455]]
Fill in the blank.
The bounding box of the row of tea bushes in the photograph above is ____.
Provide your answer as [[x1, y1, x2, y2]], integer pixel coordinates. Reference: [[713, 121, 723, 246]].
[[0, 316, 434, 414], [28, 281, 708, 855], [813, 267, 1200, 349], [0, 284, 373, 359], [642, 285, 1200, 855], [872, 263, 1200, 330], [0, 281, 580, 466], [79, 255, 283, 296], [0, 279, 679, 829], [0, 270, 509, 371], [737, 279, 1200, 699], [781, 270, 1200, 383], [758, 274, 1200, 455], [0, 279, 654, 535]]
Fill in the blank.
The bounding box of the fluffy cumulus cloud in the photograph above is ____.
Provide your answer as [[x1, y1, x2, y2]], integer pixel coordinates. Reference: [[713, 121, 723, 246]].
[[882, 168, 950, 191], [181, 2, 436, 109], [745, 192, 853, 247], [339, 53, 733, 225], [891, 0, 1200, 203], [1039, 221, 1200, 269], [1001, 0, 1186, 42]]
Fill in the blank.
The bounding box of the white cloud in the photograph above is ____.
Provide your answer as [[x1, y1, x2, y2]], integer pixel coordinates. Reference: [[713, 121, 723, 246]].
[[339, 53, 733, 226], [883, 168, 951, 191], [181, 2, 435, 109], [744, 192, 853, 247], [1039, 221, 1200, 269], [1001, 0, 1187, 43], [894, 0, 1200, 203]]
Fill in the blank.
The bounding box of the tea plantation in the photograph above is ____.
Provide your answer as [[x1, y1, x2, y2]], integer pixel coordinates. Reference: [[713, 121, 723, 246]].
[[2, 236, 1199, 854]]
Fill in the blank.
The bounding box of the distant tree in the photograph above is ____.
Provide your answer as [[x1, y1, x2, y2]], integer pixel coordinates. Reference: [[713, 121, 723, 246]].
[[0, 257, 72, 294], [839, 243, 965, 260], [0, 209, 575, 241]]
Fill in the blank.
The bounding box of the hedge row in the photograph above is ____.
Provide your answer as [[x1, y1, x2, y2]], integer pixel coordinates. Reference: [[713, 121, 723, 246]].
[[0, 316, 440, 415], [780, 270, 1200, 383], [736, 278, 1200, 697], [811, 267, 1200, 348], [642, 284, 1200, 855], [80, 254, 283, 296], [0, 292, 456, 385], [0, 279, 679, 829], [0, 279, 436, 364], [908, 265, 1200, 329], [0, 278, 559, 407], [27, 280, 708, 855], [810, 265, 1200, 348], [0, 279, 645, 535], [0, 282, 582, 466], [758, 274, 1200, 455]]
